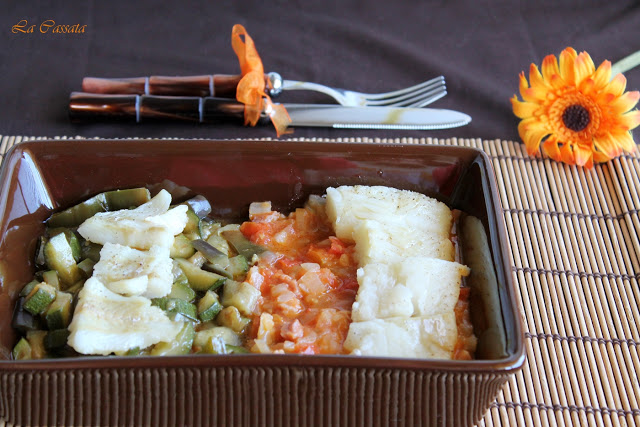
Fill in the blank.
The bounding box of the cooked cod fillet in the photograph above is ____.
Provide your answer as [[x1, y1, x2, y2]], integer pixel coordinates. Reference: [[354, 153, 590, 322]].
[[352, 257, 470, 322], [93, 243, 173, 298], [343, 314, 458, 359], [68, 277, 182, 356], [78, 189, 188, 250], [325, 185, 452, 242], [352, 220, 454, 264]]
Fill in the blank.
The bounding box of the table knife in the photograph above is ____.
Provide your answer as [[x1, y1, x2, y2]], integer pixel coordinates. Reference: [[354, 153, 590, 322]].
[[68, 92, 471, 130]]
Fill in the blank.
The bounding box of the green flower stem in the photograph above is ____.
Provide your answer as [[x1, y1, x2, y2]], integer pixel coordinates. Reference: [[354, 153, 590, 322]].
[[611, 49, 640, 75]]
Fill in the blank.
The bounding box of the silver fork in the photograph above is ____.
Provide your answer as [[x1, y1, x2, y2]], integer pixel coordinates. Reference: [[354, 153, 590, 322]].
[[267, 72, 447, 108]]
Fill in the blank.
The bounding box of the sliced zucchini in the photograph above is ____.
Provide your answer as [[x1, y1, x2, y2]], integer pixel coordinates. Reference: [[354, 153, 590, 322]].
[[150, 322, 195, 356], [12, 337, 32, 360], [48, 228, 82, 262], [44, 233, 81, 286], [198, 217, 218, 240], [81, 241, 102, 263], [183, 207, 201, 240], [24, 282, 57, 315], [44, 329, 71, 350], [175, 258, 227, 292], [41, 270, 60, 290], [193, 326, 242, 350], [46, 193, 108, 228], [165, 298, 198, 321], [170, 234, 196, 259], [221, 229, 266, 260], [168, 281, 196, 302], [227, 255, 249, 280], [225, 344, 250, 354], [103, 187, 151, 210], [19, 280, 40, 297], [26, 330, 47, 359], [221, 280, 260, 316], [197, 290, 222, 322], [216, 306, 251, 334], [77, 258, 96, 279], [45, 291, 73, 330]]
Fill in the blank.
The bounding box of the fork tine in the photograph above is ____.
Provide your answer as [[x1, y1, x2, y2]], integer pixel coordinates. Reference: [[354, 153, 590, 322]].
[[363, 76, 445, 101], [405, 89, 448, 107], [366, 81, 447, 107]]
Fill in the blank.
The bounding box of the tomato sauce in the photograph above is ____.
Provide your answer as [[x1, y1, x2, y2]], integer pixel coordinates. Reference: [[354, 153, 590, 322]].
[[240, 203, 359, 354]]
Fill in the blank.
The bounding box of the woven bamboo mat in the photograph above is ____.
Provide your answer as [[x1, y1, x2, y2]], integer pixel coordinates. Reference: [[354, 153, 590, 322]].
[[1, 134, 639, 427]]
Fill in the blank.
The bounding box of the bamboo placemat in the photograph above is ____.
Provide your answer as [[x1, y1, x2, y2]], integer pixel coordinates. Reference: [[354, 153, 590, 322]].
[[1, 134, 639, 427]]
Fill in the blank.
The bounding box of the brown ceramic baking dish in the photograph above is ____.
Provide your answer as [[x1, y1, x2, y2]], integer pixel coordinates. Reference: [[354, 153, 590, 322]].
[[0, 139, 524, 426]]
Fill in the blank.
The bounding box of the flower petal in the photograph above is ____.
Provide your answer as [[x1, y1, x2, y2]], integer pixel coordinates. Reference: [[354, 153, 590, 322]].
[[541, 54, 563, 89], [574, 144, 594, 168], [574, 51, 596, 85], [559, 48, 578, 86], [518, 118, 549, 155], [511, 96, 540, 119], [591, 60, 612, 91], [559, 142, 576, 165], [593, 133, 623, 158], [618, 110, 640, 131], [608, 91, 640, 115], [607, 73, 627, 97], [542, 137, 562, 161]]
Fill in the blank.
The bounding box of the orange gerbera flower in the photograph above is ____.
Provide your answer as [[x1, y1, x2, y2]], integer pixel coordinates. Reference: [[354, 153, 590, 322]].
[[231, 24, 291, 137], [511, 47, 640, 168]]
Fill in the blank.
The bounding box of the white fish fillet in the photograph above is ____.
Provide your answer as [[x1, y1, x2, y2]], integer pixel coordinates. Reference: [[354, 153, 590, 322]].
[[67, 277, 182, 356], [78, 189, 188, 250]]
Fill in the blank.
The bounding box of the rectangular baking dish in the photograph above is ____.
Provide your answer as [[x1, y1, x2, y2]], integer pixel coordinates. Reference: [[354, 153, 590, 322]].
[[0, 139, 524, 426]]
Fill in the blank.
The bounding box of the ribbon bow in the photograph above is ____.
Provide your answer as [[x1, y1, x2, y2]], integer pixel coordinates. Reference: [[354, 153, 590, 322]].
[[231, 24, 291, 137]]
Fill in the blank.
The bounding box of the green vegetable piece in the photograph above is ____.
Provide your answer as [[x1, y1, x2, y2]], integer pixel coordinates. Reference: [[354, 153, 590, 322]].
[[221, 280, 260, 316], [165, 298, 198, 321], [44, 329, 70, 350], [20, 280, 40, 297], [194, 326, 241, 352], [64, 280, 85, 295], [151, 297, 167, 310], [48, 228, 82, 262], [175, 258, 227, 292], [183, 207, 201, 239], [198, 217, 218, 240], [124, 347, 141, 356], [150, 322, 195, 356], [41, 270, 60, 290], [203, 336, 227, 354], [168, 281, 196, 302], [24, 283, 57, 315], [104, 187, 151, 210], [226, 344, 250, 354], [198, 290, 222, 322], [26, 330, 47, 359], [81, 242, 102, 263], [170, 234, 196, 259], [227, 255, 249, 280], [46, 193, 108, 228], [45, 291, 73, 330], [221, 229, 266, 260], [77, 258, 96, 279], [216, 306, 251, 334], [44, 233, 81, 286], [12, 337, 32, 360]]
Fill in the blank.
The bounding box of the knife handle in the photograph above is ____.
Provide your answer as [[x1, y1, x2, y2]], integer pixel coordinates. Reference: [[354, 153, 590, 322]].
[[68, 92, 253, 124], [81, 74, 270, 98]]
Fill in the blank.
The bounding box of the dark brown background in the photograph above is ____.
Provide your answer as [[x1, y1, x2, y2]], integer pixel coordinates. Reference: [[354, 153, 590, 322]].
[[1, 0, 639, 143]]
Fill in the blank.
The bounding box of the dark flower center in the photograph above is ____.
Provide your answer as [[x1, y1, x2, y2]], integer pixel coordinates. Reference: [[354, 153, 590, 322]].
[[562, 104, 590, 132]]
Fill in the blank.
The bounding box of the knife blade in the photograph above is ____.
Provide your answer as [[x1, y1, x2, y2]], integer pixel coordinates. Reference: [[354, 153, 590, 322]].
[[68, 92, 471, 130]]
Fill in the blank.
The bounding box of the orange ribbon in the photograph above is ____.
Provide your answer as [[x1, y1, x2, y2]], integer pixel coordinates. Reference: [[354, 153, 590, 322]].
[[231, 24, 291, 137]]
